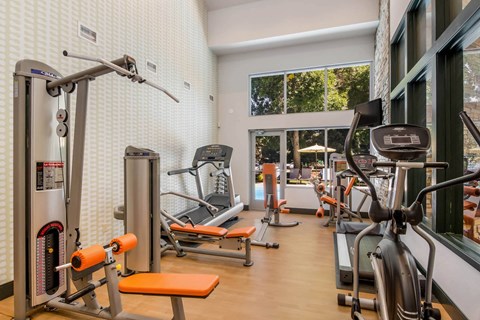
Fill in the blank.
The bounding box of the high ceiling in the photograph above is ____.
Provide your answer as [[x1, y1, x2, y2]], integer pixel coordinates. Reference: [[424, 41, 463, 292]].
[[204, 0, 261, 11]]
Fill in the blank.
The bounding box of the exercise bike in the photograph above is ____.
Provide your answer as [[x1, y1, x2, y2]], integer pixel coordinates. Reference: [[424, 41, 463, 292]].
[[338, 107, 480, 320]]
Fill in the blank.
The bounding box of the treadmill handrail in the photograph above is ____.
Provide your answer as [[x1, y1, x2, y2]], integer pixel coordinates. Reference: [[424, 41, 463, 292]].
[[160, 191, 219, 214]]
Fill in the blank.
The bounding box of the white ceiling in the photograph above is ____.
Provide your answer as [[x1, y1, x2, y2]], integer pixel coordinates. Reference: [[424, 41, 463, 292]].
[[204, 0, 261, 11]]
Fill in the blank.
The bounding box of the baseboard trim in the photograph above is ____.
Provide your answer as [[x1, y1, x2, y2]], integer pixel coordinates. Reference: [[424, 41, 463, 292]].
[[0, 281, 13, 301]]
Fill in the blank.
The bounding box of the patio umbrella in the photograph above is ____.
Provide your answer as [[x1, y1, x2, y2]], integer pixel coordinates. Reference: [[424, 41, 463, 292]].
[[298, 144, 336, 162]]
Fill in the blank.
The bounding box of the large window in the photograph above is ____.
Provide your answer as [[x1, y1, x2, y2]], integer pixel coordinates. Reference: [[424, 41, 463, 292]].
[[250, 64, 371, 116], [391, 0, 480, 263]]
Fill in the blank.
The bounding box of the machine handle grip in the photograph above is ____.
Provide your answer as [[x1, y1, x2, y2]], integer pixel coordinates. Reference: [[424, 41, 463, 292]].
[[61, 51, 179, 103], [424, 162, 449, 169], [373, 162, 448, 169], [167, 168, 191, 175], [373, 162, 396, 167]]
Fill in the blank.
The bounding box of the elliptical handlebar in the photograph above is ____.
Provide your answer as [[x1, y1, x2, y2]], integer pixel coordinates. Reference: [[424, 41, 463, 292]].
[[345, 112, 379, 202], [414, 111, 480, 204], [373, 161, 449, 169]]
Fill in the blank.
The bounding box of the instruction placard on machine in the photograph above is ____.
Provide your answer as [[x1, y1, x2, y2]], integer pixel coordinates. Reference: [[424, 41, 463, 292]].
[[36, 162, 64, 190]]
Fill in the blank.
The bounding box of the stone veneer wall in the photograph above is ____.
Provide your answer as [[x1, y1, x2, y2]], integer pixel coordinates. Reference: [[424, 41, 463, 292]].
[[373, 0, 391, 204]]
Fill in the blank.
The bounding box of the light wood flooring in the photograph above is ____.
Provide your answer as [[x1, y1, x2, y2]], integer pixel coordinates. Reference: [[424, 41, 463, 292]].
[[0, 210, 451, 320]]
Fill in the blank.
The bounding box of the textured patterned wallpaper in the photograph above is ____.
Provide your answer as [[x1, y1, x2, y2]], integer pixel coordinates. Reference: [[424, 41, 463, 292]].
[[0, 0, 217, 285]]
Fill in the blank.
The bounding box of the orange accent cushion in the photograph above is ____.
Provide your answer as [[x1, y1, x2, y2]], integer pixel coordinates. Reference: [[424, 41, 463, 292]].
[[344, 177, 356, 196], [110, 233, 137, 254], [71, 245, 105, 271], [464, 186, 480, 197], [226, 226, 256, 238], [170, 223, 228, 237], [119, 273, 219, 298], [320, 195, 346, 208], [263, 163, 279, 209], [464, 200, 477, 211]]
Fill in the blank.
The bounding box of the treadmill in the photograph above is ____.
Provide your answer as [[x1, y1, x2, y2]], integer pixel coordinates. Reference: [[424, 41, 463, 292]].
[[334, 154, 393, 284], [167, 144, 244, 226]]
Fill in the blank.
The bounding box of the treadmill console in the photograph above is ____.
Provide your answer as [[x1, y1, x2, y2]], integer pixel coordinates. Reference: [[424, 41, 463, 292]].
[[352, 154, 377, 173], [192, 144, 233, 168], [371, 124, 430, 161]]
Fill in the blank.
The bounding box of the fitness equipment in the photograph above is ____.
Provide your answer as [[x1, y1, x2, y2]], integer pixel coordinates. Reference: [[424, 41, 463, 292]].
[[114, 146, 256, 267], [332, 154, 393, 284], [53, 233, 219, 320], [13, 52, 219, 320], [321, 154, 364, 227], [338, 107, 480, 319], [251, 163, 299, 249], [167, 144, 244, 226]]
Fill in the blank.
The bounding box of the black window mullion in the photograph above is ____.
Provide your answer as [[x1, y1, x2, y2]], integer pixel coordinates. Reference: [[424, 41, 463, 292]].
[[434, 50, 464, 234], [405, 81, 427, 206]]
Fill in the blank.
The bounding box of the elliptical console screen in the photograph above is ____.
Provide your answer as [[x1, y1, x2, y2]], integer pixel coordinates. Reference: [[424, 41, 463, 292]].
[[353, 154, 377, 173], [371, 124, 430, 161]]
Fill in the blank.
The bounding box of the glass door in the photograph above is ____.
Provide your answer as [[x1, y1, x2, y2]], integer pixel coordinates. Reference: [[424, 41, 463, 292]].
[[250, 130, 286, 210]]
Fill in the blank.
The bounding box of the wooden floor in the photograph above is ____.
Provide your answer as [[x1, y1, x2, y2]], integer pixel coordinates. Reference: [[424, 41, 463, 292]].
[[0, 210, 451, 320]]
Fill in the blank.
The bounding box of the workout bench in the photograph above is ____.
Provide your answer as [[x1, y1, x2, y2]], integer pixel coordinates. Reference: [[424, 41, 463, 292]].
[[318, 176, 363, 227], [50, 233, 219, 320], [160, 210, 256, 266], [252, 163, 299, 249]]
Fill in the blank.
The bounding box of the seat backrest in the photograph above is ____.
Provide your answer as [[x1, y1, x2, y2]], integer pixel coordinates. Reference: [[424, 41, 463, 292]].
[[263, 163, 279, 209], [300, 168, 312, 180], [289, 168, 300, 179]]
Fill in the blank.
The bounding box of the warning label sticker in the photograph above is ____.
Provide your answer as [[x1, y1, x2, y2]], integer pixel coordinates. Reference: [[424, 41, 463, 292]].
[[36, 162, 64, 191]]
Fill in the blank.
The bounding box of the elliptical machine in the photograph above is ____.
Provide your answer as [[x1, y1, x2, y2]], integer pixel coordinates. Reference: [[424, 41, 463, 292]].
[[338, 106, 480, 320]]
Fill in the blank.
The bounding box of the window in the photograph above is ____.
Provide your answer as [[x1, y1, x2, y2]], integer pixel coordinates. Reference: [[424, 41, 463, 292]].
[[391, 0, 480, 262], [250, 74, 284, 116], [250, 63, 371, 116], [463, 34, 480, 246]]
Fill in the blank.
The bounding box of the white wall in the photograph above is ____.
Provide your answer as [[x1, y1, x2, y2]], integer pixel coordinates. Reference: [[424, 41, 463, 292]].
[[390, 0, 410, 40], [208, 0, 379, 50], [403, 228, 480, 319], [217, 35, 375, 206], [0, 0, 217, 286]]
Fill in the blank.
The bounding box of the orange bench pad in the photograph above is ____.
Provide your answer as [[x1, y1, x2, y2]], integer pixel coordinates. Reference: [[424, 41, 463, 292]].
[[320, 195, 346, 208], [170, 223, 228, 237], [119, 273, 219, 298], [225, 226, 256, 238]]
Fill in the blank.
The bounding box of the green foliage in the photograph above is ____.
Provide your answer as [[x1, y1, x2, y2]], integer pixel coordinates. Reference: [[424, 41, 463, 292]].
[[287, 71, 325, 113], [250, 75, 284, 115], [327, 65, 371, 111]]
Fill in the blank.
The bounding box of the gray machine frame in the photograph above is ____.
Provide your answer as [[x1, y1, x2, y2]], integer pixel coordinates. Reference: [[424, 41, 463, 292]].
[[115, 146, 254, 268], [13, 52, 186, 320], [338, 110, 480, 320]]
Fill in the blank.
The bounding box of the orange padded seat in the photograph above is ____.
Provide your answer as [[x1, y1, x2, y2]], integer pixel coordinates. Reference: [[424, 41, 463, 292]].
[[225, 226, 256, 238], [118, 273, 219, 298], [170, 223, 228, 237]]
